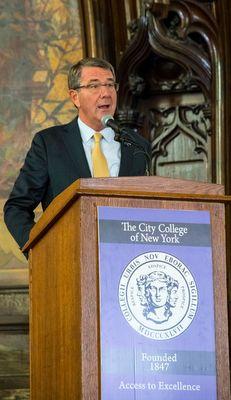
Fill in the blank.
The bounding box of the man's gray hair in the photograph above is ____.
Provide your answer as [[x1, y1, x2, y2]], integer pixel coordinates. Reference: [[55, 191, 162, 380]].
[[68, 57, 115, 90]]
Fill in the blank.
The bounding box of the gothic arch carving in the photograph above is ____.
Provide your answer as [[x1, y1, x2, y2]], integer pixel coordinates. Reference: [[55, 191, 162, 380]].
[[116, 0, 220, 183]]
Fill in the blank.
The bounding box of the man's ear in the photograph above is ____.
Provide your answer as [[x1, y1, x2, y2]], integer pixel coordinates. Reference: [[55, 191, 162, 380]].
[[69, 89, 80, 108]]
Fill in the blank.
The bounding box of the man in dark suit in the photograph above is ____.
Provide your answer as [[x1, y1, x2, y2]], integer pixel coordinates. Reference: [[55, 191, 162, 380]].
[[4, 57, 150, 251]]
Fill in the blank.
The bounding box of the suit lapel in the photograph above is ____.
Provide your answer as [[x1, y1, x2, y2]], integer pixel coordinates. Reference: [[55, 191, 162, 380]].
[[119, 142, 134, 176], [62, 117, 92, 178]]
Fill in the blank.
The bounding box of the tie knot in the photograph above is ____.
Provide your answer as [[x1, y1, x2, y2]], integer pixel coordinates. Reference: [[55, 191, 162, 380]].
[[94, 132, 102, 143]]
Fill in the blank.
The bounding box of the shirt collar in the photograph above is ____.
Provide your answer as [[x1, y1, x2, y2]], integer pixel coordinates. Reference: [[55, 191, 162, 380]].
[[78, 117, 115, 143]]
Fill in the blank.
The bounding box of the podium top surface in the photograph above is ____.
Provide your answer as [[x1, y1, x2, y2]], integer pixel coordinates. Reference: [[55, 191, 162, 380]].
[[23, 176, 229, 252], [75, 176, 225, 195]]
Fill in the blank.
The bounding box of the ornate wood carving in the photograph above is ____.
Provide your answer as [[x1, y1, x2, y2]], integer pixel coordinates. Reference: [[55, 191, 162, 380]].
[[116, 0, 220, 182], [150, 103, 211, 180]]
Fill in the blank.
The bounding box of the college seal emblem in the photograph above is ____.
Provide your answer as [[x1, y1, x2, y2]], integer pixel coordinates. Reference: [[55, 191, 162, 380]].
[[118, 251, 198, 340]]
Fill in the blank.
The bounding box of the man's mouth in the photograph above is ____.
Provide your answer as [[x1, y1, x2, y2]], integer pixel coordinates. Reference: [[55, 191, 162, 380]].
[[97, 104, 110, 110]]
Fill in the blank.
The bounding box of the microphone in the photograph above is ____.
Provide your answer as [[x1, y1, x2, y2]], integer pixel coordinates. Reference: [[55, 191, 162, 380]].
[[101, 114, 143, 147], [101, 115, 120, 133], [101, 115, 151, 175]]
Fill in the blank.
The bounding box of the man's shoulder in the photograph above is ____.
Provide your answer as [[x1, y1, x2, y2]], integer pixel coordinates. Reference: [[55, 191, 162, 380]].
[[34, 117, 78, 140]]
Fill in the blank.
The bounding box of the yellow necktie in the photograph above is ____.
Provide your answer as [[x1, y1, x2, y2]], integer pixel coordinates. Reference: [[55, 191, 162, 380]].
[[92, 132, 110, 177]]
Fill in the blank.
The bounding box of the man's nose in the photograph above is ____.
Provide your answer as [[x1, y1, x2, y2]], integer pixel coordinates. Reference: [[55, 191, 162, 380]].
[[99, 85, 111, 96]]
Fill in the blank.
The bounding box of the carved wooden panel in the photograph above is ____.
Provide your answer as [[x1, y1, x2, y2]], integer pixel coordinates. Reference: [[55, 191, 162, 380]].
[[150, 103, 211, 180], [116, 0, 220, 183]]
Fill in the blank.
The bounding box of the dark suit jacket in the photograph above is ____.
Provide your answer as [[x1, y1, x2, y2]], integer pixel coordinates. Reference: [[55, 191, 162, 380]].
[[4, 117, 150, 250]]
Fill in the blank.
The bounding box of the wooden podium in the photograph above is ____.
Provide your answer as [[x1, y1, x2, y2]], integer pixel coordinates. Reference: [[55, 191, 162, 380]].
[[23, 176, 230, 400]]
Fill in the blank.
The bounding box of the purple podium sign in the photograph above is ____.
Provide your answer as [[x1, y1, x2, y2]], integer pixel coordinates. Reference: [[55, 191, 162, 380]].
[[97, 206, 217, 400]]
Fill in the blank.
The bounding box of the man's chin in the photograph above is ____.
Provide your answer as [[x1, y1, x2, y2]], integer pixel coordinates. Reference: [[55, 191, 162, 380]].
[[99, 109, 114, 117], [95, 111, 114, 128]]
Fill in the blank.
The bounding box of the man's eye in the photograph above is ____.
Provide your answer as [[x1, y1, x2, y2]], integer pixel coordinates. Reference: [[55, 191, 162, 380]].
[[89, 84, 98, 89]]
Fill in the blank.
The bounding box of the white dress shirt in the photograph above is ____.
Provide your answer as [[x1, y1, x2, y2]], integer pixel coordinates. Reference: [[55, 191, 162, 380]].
[[78, 118, 121, 177]]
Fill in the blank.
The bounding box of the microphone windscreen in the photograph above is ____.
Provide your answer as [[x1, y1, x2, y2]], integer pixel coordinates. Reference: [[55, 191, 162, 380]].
[[101, 114, 114, 127]]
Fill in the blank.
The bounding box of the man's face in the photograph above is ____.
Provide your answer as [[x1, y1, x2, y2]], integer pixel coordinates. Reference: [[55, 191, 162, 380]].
[[69, 66, 117, 131]]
